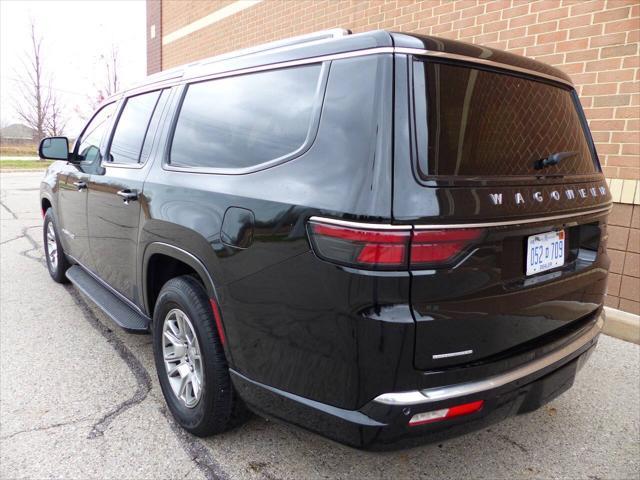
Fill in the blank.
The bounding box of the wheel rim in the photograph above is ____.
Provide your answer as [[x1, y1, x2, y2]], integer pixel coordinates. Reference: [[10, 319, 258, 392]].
[[46, 222, 58, 270], [162, 308, 204, 408]]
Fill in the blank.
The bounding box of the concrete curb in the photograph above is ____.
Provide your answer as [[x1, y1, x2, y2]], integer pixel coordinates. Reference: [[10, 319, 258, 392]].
[[603, 307, 640, 345]]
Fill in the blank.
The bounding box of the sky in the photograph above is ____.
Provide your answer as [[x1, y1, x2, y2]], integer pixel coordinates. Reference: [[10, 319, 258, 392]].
[[0, 0, 146, 135]]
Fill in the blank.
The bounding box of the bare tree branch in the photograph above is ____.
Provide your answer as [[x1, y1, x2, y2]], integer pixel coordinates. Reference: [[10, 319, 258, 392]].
[[45, 95, 68, 137], [92, 44, 120, 106], [12, 19, 68, 144]]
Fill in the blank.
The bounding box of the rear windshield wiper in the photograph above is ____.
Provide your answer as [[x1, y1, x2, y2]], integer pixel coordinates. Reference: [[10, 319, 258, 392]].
[[535, 151, 578, 170]]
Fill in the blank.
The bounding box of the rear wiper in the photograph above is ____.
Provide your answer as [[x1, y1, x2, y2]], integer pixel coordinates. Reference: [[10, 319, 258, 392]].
[[535, 151, 578, 170]]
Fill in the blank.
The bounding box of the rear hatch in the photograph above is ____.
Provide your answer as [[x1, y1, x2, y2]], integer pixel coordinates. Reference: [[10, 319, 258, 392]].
[[397, 58, 611, 371]]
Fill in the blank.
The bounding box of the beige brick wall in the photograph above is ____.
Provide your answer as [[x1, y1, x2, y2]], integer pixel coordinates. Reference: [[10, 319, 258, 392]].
[[147, 0, 162, 75], [162, 0, 235, 35], [606, 203, 640, 314], [150, 0, 640, 314]]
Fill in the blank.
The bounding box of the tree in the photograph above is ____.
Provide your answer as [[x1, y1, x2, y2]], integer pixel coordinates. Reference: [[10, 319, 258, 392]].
[[100, 44, 120, 97], [86, 45, 120, 113], [13, 19, 68, 144], [46, 95, 67, 137], [14, 20, 51, 143]]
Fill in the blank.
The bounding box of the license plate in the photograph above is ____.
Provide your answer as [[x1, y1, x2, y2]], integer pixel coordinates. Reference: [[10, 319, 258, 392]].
[[526, 230, 565, 276]]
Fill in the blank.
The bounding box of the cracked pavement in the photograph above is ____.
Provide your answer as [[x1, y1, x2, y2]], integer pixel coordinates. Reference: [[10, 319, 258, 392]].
[[1, 171, 639, 480]]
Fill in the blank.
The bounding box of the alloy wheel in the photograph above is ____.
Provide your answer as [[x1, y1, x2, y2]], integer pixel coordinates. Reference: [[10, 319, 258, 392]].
[[46, 222, 58, 270], [162, 308, 204, 408]]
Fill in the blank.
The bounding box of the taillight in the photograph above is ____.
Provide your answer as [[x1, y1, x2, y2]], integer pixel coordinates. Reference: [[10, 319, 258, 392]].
[[410, 228, 482, 266], [409, 400, 484, 426], [307, 218, 483, 270], [307, 222, 410, 270]]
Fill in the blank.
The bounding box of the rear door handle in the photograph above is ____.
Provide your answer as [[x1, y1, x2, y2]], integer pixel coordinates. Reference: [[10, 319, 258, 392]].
[[117, 189, 138, 204], [73, 181, 87, 191]]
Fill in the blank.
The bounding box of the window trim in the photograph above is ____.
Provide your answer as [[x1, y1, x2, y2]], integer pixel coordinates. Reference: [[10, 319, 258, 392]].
[[103, 89, 164, 170], [408, 56, 603, 188], [163, 62, 330, 175], [72, 101, 119, 162]]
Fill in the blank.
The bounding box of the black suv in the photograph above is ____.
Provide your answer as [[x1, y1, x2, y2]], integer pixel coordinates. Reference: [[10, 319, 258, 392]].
[[39, 30, 610, 449]]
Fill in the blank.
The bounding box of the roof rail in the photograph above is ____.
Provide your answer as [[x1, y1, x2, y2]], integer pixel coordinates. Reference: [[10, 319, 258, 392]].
[[200, 28, 351, 66]]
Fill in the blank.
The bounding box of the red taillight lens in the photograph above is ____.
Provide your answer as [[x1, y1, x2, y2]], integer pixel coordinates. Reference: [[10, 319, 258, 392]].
[[409, 400, 484, 426], [307, 220, 483, 270], [308, 222, 410, 269], [410, 229, 482, 266]]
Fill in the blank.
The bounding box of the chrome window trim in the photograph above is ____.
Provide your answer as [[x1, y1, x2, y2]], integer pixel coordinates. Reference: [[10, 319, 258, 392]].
[[396, 47, 574, 88], [374, 312, 604, 406], [310, 205, 611, 231]]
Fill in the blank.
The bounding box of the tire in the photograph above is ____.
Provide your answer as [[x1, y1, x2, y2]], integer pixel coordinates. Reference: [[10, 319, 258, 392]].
[[43, 208, 70, 283], [153, 275, 234, 436]]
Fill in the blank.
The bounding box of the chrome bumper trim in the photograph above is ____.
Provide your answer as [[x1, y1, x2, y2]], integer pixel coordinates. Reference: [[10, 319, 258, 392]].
[[374, 312, 604, 406]]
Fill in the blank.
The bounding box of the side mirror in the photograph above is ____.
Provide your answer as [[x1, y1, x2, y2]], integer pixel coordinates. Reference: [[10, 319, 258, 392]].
[[39, 137, 70, 161]]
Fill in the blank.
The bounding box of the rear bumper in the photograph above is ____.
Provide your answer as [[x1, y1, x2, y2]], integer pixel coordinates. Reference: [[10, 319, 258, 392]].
[[231, 312, 603, 449]]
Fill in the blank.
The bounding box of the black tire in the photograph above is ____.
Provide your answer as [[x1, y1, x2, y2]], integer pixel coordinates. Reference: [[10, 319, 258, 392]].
[[43, 208, 70, 283], [153, 275, 234, 436]]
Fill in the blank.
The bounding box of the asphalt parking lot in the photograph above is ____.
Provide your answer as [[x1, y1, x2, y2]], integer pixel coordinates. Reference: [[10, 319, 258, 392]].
[[1, 170, 639, 480]]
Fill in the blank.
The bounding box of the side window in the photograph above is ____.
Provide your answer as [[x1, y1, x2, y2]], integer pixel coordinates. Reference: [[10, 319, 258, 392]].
[[170, 64, 322, 170], [76, 103, 117, 166], [108, 90, 162, 164]]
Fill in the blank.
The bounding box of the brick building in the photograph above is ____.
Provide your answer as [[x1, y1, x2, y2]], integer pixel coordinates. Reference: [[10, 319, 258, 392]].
[[146, 0, 640, 315]]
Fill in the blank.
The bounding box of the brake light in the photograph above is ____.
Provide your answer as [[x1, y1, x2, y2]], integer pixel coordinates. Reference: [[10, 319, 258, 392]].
[[409, 400, 484, 426], [307, 219, 482, 270]]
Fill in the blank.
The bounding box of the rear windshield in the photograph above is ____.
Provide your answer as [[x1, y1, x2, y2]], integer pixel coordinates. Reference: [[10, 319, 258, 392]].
[[412, 61, 598, 178]]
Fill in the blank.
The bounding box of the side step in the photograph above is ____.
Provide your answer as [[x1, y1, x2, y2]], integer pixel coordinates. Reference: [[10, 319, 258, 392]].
[[66, 265, 150, 333]]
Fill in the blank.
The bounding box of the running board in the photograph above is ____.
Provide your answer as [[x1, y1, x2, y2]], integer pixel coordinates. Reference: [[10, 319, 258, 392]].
[[66, 265, 150, 333]]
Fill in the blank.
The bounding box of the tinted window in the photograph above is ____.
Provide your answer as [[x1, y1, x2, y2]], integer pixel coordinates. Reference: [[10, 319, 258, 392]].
[[413, 61, 597, 177], [170, 65, 322, 169], [76, 103, 116, 165], [109, 90, 161, 164]]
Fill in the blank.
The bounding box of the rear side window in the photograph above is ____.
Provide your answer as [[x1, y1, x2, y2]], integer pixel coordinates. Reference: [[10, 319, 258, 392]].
[[413, 61, 597, 178], [170, 64, 322, 170], [108, 90, 162, 164]]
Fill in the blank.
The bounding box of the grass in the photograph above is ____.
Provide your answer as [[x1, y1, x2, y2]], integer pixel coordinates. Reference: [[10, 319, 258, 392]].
[[0, 144, 38, 156], [0, 159, 53, 170]]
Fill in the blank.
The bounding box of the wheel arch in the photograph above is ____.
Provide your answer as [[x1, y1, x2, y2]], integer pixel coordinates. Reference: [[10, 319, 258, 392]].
[[41, 196, 53, 216], [142, 242, 218, 317]]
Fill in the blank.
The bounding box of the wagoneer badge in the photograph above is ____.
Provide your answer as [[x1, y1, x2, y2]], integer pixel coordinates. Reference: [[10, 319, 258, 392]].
[[489, 185, 608, 206]]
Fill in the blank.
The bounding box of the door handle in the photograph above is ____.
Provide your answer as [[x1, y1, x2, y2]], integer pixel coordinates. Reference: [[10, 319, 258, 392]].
[[117, 189, 138, 204], [73, 181, 87, 191]]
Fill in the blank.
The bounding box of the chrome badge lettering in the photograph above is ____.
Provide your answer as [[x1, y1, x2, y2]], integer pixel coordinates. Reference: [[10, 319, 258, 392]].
[[488, 184, 608, 207], [489, 193, 503, 205]]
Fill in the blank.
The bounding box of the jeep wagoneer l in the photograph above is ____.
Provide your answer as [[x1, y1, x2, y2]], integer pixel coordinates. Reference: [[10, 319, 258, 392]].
[[39, 30, 610, 449]]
